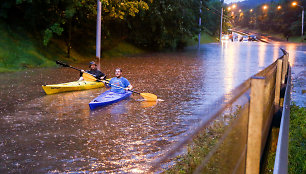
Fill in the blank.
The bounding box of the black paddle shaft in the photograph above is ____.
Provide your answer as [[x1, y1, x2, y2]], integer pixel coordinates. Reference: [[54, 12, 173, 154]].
[[56, 60, 99, 78], [56, 61, 82, 71], [101, 80, 140, 94]]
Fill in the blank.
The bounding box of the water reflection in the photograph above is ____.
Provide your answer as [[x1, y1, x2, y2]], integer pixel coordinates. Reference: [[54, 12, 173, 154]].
[[273, 43, 280, 61], [259, 42, 267, 67], [285, 43, 297, 66], [223, 42, 237, 94], [0, 42, 304, 173]]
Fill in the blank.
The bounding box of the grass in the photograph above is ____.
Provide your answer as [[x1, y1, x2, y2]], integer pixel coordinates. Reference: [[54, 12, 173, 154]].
[[288, 104, 306, 174], [165, 106, 246, 173], [186, 32, 218, 46], [263, 33, 305, 43], [287, 36, 305, 43], [261, 128, 279, 174], [0, 22, 55, 70], [0, 20, 146, 72], [101, 41, 145, 58], [261, 103, 306, 174]]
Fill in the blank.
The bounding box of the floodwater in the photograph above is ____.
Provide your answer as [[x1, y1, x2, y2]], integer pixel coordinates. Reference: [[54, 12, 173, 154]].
[[0, 42, 305, 173]]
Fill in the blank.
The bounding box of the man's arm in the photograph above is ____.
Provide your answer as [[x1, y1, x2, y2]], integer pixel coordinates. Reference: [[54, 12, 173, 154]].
[[104, 78, 112, 88], [124, 78, 132, 91], [98, 71, 106, 80], [125, 84, 133, 91]]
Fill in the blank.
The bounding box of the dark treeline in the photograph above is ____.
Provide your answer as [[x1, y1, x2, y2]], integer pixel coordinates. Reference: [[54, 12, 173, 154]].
[[0, 0, 228, 56], [236, 0, 306, 39]]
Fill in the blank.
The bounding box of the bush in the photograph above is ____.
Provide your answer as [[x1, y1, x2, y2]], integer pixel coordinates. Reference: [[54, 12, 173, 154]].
[[288, 104, 306, 174]]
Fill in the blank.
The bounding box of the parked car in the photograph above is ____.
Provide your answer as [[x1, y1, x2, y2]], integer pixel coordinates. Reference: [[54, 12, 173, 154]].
[[221, 34, 229, 40], [248, 35, 257, 41], [242, 36, 248, 42]]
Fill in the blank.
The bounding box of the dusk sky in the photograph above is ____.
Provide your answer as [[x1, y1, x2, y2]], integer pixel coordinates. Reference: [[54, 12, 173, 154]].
[[224, 0, 243, 4]]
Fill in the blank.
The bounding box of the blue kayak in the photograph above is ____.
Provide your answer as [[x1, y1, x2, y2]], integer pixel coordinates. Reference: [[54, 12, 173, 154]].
[[89, 90, 132, 110]]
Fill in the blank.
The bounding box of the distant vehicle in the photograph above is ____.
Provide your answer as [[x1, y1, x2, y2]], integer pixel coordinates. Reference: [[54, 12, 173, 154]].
[[233, 33, 239, 41], [248, 35, 257, 41], [242, 36, 248, 42], [221, 34, 229, 40]]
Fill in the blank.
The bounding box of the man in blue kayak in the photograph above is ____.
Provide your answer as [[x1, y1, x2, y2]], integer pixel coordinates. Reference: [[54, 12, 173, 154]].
[[79, 61, 106, 81], [107, 68, 133, 93]]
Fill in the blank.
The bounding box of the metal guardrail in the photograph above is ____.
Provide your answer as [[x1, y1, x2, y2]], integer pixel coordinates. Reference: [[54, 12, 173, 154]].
[[273, 66, 292, 174], [148, 49, 290, 174]]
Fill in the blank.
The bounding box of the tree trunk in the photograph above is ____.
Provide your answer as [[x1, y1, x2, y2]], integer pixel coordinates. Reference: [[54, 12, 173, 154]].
[[66, 19, 72, 58]]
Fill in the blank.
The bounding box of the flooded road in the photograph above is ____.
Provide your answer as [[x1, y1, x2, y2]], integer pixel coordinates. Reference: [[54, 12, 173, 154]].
[[0, 42, 305, 173]]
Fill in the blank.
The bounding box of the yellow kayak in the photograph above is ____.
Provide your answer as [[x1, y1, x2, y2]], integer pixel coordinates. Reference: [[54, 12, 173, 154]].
[[42, 81, 105, 95]]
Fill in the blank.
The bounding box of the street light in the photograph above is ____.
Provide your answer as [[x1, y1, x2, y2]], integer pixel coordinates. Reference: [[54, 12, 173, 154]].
[[227, 4, 237, 11], [262, 5, 268, 10], [292, 2, 298, 6], [250, 9, 253, 12], [292, 1, 304, 41], [277, 5, 282, 10]]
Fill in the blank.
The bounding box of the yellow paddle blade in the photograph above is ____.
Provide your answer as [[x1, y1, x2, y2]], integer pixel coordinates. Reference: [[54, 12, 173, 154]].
[[141, 101, 157, 108], [140, 93, 157, 101], [83, 73, 97, 81]]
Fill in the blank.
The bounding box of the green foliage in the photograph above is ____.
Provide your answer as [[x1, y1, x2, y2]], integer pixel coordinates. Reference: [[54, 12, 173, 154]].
[[43, 23, 64, 46], [102, 0, 149, 20], [126, 0, 203, 49], [186, 32, 218, 46], [0, 2, 12, 18], [0, 0, 150, 48], [166, 106, 243, 173], [237, 1, 306, 38], [288, 104, 306, 174], [0, 21, 56, 70], [0, 0, 228, 63], [101, 41, 145, 58], [203, 0, 222, 36]]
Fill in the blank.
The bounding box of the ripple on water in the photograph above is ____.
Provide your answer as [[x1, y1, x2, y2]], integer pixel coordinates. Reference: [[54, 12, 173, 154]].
[[0, 43, 305, 172]]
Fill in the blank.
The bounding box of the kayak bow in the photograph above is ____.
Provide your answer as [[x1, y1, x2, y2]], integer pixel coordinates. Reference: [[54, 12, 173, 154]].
[[89, 90, 132, 110], [42, 81, 105, 95]]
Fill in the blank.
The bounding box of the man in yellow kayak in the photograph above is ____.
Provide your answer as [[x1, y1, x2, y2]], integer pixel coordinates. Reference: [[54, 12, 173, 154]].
[[106, 68, 133, 93], [78, 61, 106, 81]]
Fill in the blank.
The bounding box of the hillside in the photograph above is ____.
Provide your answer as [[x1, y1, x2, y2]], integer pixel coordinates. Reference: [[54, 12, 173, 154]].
[[237, 0, 276, 8], [0, 20, 145, 72]]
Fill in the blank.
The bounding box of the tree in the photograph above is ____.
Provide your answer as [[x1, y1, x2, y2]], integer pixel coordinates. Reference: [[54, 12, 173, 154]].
[[0, 0, 150, 57]]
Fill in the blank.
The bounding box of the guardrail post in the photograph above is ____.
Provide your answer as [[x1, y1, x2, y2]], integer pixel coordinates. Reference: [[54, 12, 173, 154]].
[[246, 76, 265, 174], [274, 59, 283, 107], [281, 54, 288, 84]]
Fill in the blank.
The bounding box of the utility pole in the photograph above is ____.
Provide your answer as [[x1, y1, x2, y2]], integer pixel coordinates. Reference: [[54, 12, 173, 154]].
[[220, 0, 224, 42], [220, 7, 223, 42], [198, 0, 202, 48], [96, 0, 102, 70], [302, 8, 304, 41]]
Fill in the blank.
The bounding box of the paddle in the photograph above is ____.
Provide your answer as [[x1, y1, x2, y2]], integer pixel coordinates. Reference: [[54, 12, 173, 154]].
[[56, 60, 103, 81], [56, 60, 158, 101], [56, 60, 84, 73], [100, 79, 158, 102]]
